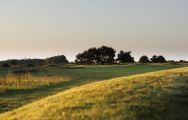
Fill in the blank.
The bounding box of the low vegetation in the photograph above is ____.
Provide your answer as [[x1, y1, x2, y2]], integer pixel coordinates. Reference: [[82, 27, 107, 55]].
[[0, 73, 70, 89], [0, 55, 69, 67], [0, 67, 188, 120]]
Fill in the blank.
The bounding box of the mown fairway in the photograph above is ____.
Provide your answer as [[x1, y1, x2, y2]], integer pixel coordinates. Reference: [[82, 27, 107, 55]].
[[0, 64, 187, 114], [0, 67, 188, 120]]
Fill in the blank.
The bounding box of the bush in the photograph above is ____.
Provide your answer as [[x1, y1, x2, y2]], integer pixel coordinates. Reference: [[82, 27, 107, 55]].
[[156, 56, 166, 63], [45, 55, 69, 64], [151, 55, 166, 63], [139, 55, 150, 63], [151, 55, 158, 63]]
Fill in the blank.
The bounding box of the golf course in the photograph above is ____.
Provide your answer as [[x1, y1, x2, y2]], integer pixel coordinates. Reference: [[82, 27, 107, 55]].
[[0, 63, 188, 120]]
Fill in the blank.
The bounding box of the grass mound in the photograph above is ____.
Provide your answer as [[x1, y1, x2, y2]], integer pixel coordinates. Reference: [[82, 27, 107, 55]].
[[0, 67, 188, 120]]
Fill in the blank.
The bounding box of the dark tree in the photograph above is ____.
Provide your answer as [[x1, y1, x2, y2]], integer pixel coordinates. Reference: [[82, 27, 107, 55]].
[[75, 46, 116, 64], [75, 47, 98, 64], [139, 55, 150, 63], [86, 47, 99, 64], [75, 53, 84, 64], [151, 55, 158, 63], [117, 50, 134, 63], [98, 46, 116, 64], [156, 55, 166, 63]]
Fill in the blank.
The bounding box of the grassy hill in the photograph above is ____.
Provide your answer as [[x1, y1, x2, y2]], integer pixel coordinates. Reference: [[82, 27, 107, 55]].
[[0, 67, 188, 120], [0, 64, 185, 113]]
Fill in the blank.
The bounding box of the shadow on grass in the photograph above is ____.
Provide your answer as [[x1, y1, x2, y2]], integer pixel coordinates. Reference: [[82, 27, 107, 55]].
[[0, 64, 187, 113], [0, 74, 118, 113]]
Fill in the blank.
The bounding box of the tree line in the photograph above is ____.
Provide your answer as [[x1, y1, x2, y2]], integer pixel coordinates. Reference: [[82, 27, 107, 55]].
[[0, 45, 187, 67], [0, 55, 69, 67], [75, 46, 167, 64]]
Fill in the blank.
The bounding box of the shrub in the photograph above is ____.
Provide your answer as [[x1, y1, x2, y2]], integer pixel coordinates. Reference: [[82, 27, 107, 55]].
[[157, 56, 166, 63], [139, 55, 150, 63]]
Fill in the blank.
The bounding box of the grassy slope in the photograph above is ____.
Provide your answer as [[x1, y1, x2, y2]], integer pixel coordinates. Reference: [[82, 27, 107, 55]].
[[0, 64, 185, 113], [0, 67, 188, 120]]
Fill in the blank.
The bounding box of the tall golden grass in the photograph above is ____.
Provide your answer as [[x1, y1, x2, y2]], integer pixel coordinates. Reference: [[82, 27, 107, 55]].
[[0, 73, 71, 88]]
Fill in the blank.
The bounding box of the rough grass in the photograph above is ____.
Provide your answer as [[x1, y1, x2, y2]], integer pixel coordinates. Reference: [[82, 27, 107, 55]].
[[0, 67, 188, 120], [0, 64, 186, 113], [0, 73, 71, 89]]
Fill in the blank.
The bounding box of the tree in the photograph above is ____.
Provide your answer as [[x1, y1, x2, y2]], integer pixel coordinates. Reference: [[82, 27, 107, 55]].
[[117, 50, 134, 63], [75, 46, 116, 64], [156, 55, 166, 63], [86, 47, 99, 64], [98, 46, 116, 64], [151, 55, 166, 63], [75, 47, 98, 64], [150, 55, 158, 63], [139, 55, 149, 63], [75, 53, 84, 64]]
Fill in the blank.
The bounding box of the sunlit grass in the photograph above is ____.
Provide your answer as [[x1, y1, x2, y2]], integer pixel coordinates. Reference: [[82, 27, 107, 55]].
[[0, 67, 188, 120], [0, 64, 187, 114], [0, 73, 71, 89]]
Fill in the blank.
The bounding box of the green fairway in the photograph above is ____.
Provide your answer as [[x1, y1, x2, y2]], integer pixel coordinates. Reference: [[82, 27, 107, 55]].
[[0, 67, 188, 120], [0, 64, 187, 113]]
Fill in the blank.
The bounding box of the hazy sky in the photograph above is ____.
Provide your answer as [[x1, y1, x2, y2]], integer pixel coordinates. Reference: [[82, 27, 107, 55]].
[[0, 0, 188, 61]]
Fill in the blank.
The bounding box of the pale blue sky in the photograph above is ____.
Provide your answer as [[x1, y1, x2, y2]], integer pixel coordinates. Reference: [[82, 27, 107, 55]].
[[0, 0, 188, 61]]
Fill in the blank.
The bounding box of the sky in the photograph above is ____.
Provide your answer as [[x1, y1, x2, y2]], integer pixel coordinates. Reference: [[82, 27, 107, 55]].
[[0, 0, 188, 61]]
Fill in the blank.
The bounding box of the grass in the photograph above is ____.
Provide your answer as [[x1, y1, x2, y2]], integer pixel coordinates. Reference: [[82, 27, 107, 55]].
[[0, 73, 70, 89], [0, 67, 188, 120], [0, 63, 187, 113]]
